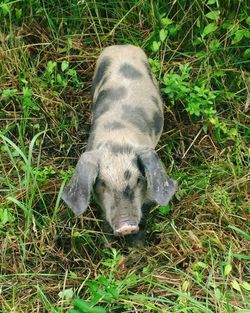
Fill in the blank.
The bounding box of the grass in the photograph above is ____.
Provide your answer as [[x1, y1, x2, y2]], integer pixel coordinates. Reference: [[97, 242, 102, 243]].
[[0, 0, 249, 312]]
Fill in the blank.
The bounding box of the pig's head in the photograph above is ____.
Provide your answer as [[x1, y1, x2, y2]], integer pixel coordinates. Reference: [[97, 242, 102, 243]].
[[61, 144, 177, 236], [93, 144, 146, 236]]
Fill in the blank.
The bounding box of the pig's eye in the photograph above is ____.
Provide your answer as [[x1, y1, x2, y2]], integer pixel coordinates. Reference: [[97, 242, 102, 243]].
[[100, 180, 106, 188], [96, 178, 106, 188], [137, 176, 144, 184]]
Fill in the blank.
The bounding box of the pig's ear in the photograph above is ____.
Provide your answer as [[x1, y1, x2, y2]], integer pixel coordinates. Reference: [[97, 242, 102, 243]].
[[61, 151, 99, 216], [137, 149, 177, 206]]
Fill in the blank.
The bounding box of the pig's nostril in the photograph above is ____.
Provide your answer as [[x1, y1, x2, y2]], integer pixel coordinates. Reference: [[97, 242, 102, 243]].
[[114, 224, 139, 236]]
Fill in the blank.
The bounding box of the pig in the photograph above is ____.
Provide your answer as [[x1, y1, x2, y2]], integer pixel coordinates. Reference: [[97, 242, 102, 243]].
[[62, 45, 177, 245]]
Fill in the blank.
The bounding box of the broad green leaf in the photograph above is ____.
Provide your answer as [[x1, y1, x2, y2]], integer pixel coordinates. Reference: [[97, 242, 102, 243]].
[[243, 48, 250, 59], [209, 38, 220, 51], [67, 69, 77, 76], [160, 204, 171, 215], [15, 8, 22, 19], [22, 86, 33, 98], [98, 276, 109, 286], [2, 89, 18, 99], [193, 37, 202, 46], [107, 287, 119, 299], [169, 24, 181, 36], [232, 29, 250, 45], [73, 299, 91, 311], [0, 3, 10, 15], [159, 29, 168, 42], [192, 262, 209, 271], [214, 288, 221, 300], [161, 17, 172, 26], [196, 17, 201, 28], [231, 280, 241, 292], [0, 207, 15, 226], [69, 271, 78, 278], [224, 264, 232, 276], [1, 209, 9, 225], [151, 41, 161, 52], [228, 128, 238, 139], [214, 69, 225, 77], [46, 60, 57, 73], [58, 288, 74, 300], [232, 30, 244, 44], [182, 280, 190, 292], [56, 73, 63, 84], [90, 306, 107, 313], [207, 0, 216, 4], [205, 10, 220, 21], [222, 22, 231, 30], [61, 60, 69, 72], [202, 22, 218, 38], [242, 281, 250, 291]]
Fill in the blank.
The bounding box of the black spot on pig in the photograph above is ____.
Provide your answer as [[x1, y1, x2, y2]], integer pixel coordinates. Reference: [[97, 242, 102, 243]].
[[93, 86, 127, 120], [119, 63, 143, 80], [104, 121, 125, 130], [93, 89, 109, 111], [106, 86, 127, 100], [124, 170, 132, 180], [151, 96, 162, 112], [108, 142, 134, 155], [152, 111, 163, 135], [92, 57, 111, 95], [91, 77, 109, 99], [132, 156, 145, 176], [93, 100, 110, 120], [122, 105, 150, 134], [95, 177, 106, 188], [122, 105, 163, 137], [123, 185, 135, 201], [143, 60, 155, 84], [93, 86, 127, 110]]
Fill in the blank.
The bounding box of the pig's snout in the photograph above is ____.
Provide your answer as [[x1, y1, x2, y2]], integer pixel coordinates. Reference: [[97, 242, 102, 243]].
[[114, 224, 139, 236]]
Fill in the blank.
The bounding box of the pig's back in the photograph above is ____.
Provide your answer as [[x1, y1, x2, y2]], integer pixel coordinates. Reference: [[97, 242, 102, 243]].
[[89, 45, 164, 150]]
